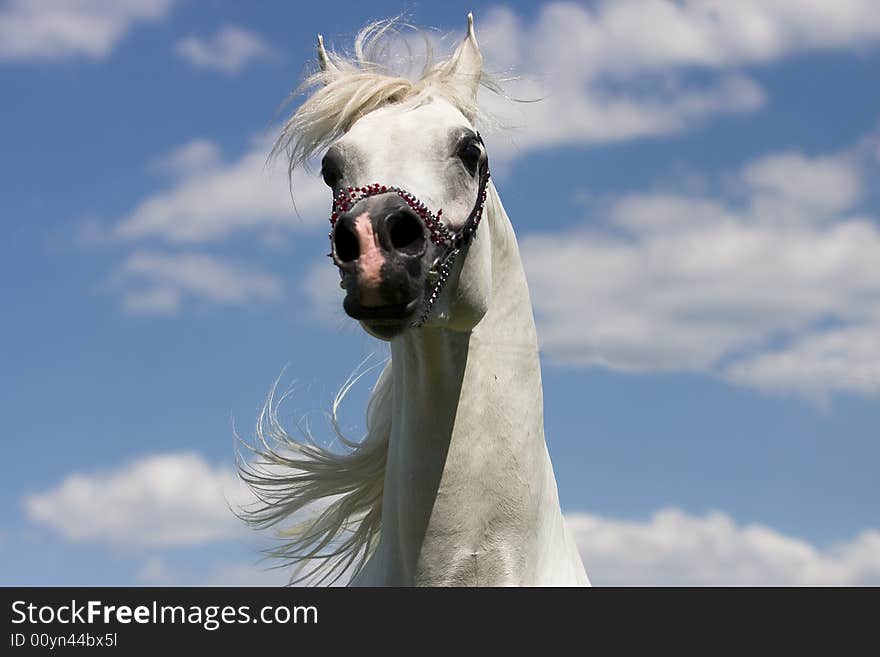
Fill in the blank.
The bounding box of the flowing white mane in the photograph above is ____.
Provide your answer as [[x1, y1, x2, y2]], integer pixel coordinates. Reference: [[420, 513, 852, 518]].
[[239, 20, 504, 586], [237, 361, 392, 585], [270, 19, 501, 172]]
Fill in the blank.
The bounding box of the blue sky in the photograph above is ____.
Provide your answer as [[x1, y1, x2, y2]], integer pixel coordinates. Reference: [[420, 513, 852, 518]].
[[1, 0, 879, 585]]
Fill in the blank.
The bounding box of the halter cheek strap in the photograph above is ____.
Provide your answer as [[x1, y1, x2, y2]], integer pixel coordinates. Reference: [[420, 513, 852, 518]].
[[329, 133, 491, 327]]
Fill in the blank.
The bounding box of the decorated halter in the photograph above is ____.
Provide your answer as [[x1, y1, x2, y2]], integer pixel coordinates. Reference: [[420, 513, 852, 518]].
[[329, 133, 491, 327]]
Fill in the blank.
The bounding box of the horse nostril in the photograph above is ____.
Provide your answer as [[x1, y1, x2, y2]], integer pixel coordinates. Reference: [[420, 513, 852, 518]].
[[387, 210, 426, 255], [333, 221, 360, 263]]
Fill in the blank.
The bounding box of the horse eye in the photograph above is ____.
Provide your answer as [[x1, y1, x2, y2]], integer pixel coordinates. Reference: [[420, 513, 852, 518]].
[[321, 153, 342, 189], [457, 139, 482, 176]]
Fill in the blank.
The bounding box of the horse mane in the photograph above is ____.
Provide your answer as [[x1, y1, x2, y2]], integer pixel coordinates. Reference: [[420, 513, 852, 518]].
[[237, 360, 392, 585], [270, 18, 502, 174], [238, 19, 502, 585]]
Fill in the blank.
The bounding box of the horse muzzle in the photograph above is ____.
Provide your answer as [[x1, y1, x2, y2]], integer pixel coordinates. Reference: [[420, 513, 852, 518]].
[[331, 193, 429, 327]]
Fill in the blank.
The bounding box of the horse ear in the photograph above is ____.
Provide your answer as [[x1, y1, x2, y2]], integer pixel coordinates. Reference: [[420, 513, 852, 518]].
[[317, 34, 340, 81], [445, 13, 483, 106]]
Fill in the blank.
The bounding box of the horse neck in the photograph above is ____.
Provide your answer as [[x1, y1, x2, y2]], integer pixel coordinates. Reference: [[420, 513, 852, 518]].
[[376, 185, 574, 585]]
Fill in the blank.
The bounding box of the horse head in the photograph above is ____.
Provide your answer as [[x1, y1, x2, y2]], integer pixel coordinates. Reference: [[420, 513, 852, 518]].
[[277, 15, 494, 339]]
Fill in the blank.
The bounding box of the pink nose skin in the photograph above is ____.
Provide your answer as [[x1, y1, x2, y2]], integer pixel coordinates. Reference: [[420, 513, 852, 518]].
[[353, 212, 387, 307]]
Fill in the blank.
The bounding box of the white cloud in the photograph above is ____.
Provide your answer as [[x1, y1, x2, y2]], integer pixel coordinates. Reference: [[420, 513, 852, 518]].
[[120, 285, 181, 315], [521, 134, 880, 398], [569, 508, 880, 586], [725, 322, 880, 401], [743, 151, 863, 218], [24, 452, 252, 548], [110, 250, 283, 315], [175, 25, 275, 74], [100, 136, 326, 316], [510, 1, 880, 75], [475, 1, 880, 157], [112, 137, 326, 244], [149, 139, 223, 177], [0, 0, 174, 61]]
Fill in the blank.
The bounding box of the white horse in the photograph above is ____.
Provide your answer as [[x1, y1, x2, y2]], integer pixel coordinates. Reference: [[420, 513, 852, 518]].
[[239, 14, 590, 587]]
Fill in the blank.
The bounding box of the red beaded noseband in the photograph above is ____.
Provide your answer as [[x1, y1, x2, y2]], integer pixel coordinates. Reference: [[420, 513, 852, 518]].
[[331, 184, 457, 248], [329, 133, 490, 327]]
